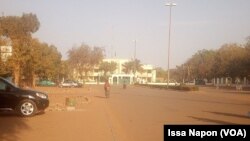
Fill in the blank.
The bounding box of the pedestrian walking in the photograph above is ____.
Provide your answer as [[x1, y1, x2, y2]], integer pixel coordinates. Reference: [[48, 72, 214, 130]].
[[123, 79, 127, 89], [104, 80, 110, 98]]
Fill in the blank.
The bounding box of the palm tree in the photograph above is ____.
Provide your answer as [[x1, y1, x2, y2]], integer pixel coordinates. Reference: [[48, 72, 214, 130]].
[[122, 59, 143, 74], [133, 59, 144, 73], [122, 61, 133, 74], [99, 61, 117, 77]]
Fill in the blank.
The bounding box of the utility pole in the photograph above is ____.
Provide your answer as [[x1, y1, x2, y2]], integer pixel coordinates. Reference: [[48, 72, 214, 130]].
[[165, 2, 176, 88]]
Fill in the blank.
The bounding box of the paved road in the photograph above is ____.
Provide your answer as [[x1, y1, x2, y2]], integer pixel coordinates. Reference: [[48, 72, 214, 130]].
[[106, 85, 250, 141], [0, 85, 249, 141]]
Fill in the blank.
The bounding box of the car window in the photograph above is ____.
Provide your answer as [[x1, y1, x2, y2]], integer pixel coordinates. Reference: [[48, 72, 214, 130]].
[[0, 80, 7, 91]]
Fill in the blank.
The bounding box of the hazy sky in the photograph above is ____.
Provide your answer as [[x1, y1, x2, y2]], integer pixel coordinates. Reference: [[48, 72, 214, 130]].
[[1, 0, 250, 69]]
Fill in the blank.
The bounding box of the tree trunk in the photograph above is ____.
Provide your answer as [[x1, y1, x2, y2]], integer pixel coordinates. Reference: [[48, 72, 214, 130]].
[[84, 71, 88, 81], [13, 64, 20, 86], [31, 71, 36, 88]]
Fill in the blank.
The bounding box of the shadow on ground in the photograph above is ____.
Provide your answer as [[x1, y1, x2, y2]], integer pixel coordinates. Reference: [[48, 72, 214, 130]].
[[205, 111, 250, 120], [175, 97, 250, 107], [0, 111, 30, 141], [94, 96, 107, 99], [188, 116, 236, 124], [223, 91, 250, 95]]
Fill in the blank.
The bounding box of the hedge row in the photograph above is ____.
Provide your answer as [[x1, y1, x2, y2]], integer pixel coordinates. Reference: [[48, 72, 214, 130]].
[[136, 84, 199, 91]]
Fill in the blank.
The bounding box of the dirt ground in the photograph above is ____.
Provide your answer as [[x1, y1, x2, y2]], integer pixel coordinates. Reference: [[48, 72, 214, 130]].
[[0, 85, 250, 141]]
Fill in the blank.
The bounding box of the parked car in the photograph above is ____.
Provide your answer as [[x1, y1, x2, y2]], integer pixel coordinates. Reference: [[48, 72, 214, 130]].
[[165, 80, 180, 86], [73, 80, 83, 88], [195, 79, 206, 85], [37, 80, 56, 87], [59, 80, 82, 88], [0, 77, 49, 117]]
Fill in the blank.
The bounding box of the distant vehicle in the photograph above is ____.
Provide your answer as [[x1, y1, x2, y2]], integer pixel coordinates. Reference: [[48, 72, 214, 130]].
[[170, 82, 180, 86], [165, 80, 180, 86], [195, 79, 206, 85], [59, 80, 82, 88], [185, 80, 195, 85], [0, 77, 49, 117], [37, 80, 56, 87]]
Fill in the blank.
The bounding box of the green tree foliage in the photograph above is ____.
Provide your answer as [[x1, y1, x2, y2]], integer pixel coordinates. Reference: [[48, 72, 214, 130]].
[[0, 37, 12, 76], [0, 13, 39, 38], [185, 49, 216, 80], [31, 39, 61, 82], [58, 60, 72, 81], [99, 61, 117, 77], [122, 59, 143, 74], [176, 38, 250, 82], [10, 38, 61, 87], [0, 59, 11, 77], [212, 44, 246, 79], [0, 13, 40, 86], [91, 47, 104, 66], [155, 67, 182, 83], [68, 44, 104, 80], [171, 65, 188, 83], [0, 14, 61, 87], [244, 37, 250, 78], [155, 67, 167, 79], [122, 61, 133, 74]]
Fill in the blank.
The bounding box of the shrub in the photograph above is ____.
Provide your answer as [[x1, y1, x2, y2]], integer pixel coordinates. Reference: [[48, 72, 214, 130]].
[[135, 84, 199, 91]]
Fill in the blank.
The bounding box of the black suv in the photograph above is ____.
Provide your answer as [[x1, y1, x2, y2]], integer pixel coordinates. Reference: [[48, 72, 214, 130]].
[[0, 77, 49, 117]]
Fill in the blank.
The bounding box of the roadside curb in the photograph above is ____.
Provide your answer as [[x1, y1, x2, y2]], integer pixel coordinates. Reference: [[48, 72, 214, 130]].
[[46, 96, 91, 112]]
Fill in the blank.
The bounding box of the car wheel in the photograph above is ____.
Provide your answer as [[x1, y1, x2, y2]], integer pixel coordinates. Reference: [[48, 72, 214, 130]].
[[17, 99, 37, 117]]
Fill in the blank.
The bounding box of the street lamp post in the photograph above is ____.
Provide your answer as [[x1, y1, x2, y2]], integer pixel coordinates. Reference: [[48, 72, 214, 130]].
[[165, 2, 176, 88], [134, 39, 137, 61], [133, 40, 137, 83]]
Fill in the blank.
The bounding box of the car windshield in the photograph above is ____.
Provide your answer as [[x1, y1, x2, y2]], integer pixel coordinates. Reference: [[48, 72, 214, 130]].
[[0, 78, 19, 89], [5, 78, 19, 88]]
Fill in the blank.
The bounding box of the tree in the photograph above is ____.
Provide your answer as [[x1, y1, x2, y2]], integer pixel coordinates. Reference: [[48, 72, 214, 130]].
[[212, 44, 246, 79], [122, 59, 143, 74], [99, 61, 117, 77], [58, 60, 72, 81], [68, 44, 90, 80], [18, 39, 62, 87], [0, 59, 11, 77], [122, 61, 133, 74], [68, 44, 104, 80], [91, 47, 104, 66], [244, 36, 250, 79], [174, 36, 250, 83], [0, 13, 40, 85], [0, 37, 12, 76], [173, 65, 189, 83], [133, 59, 144, 73], [186, 49, 216, 80], [33, 41, 62, 82], [155, 67, 167, 79]]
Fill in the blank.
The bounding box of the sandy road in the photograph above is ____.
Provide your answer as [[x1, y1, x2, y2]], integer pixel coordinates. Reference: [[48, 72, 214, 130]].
[[0, 85, 250, 141], [106, 86, 250, 141]]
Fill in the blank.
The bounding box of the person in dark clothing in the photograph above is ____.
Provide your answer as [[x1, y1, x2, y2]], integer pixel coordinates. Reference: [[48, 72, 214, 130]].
[[104, 80, 110, 98], [123, 79, 127, 89]]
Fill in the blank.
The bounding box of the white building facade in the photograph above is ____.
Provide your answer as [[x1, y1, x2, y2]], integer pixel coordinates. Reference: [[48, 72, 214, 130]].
[[0, 46, 12, 62], [73, 58, 156, 85], [104, 58, 156, 84]]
